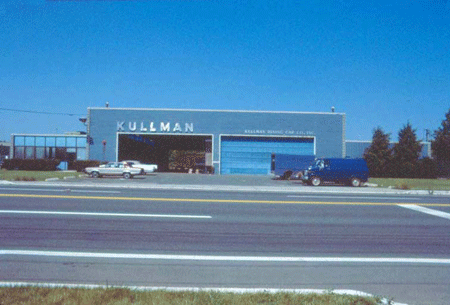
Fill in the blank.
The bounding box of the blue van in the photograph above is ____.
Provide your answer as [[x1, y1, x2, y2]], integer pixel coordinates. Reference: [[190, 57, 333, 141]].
[[302, 158, 369, 187], [271, 154, 316, 180]]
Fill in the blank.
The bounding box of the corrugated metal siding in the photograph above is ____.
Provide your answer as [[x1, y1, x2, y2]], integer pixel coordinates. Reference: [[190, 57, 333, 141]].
[[220, 136, 314, 175], [345, 141, 371, 158]]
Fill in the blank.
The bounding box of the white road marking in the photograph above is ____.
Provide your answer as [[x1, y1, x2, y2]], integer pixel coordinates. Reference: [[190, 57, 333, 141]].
[[0, 210, 212, 219], [1, 250, 449, 264], [287, 195, 419, 200], [70, 190, 122, 194], [0, 188, 121, 194], [0, 282, 407, 305], [398, 204, 450, 220]]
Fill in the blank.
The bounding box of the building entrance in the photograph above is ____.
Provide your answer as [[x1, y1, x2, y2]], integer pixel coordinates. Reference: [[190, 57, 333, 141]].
[[118, 134, 212, 172], [220, 136, 315, 175]]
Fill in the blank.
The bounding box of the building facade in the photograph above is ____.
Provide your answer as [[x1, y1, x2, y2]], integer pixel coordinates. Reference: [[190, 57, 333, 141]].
[[0, 141, 10, 157], [10, 134, 87, 162], [87, 107, 346, 175], [10, 107, 435, 175]]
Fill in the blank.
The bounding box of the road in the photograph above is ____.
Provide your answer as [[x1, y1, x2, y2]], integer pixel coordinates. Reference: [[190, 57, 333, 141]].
[[1, 184, 450, 305]]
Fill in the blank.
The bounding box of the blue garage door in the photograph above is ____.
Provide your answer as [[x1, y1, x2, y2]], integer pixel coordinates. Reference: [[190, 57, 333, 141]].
[[220, 136, 314, 175]]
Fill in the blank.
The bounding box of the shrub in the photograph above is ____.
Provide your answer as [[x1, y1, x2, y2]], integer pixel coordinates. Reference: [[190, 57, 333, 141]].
[[14, 176, 37, 181], [2, 159, 60, 171], [69, 160, 101, 172]]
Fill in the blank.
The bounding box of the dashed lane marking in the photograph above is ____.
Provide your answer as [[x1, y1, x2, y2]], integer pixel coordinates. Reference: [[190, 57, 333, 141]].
[[0, 187, 121, 193], [0, 210, 211, 219]]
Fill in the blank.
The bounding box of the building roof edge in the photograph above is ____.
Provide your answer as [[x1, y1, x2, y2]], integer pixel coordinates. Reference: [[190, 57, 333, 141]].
[[87, 107, 345, 115]]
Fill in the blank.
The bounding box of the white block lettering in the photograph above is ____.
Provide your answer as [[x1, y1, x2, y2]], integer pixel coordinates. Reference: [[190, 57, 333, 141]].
[[149, 122, 156, 132], [117, 121, 125, 131], [172, 123, 182, 132], [160, 122, 170, 132], [185, 123, 194, 133], [140, 122, 148, 132], [129, 122, 137, 131]]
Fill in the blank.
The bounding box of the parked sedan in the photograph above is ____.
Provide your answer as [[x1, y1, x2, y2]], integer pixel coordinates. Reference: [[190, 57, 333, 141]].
[[122, 160, 158, 173], [84, 162, 145, 179]]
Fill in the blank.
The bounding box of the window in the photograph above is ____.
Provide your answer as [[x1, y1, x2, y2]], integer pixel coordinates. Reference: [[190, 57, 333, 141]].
[[46, 137, 56, 147], [46, 147, 55, 159], [77, 137, 87, 147], [66, 148, 77, 161], [25, 137, 35, 146], [77, 148, 86, 160], [12, 135, 88, 161], [14, 136, 25, 146], [36, 137, 45, 147], [25, 147, 35, 159], [66, 137, 76, 147], [36, 147, 45, 159], [56, 137, 66, 147], [14, 147, 24, 158]]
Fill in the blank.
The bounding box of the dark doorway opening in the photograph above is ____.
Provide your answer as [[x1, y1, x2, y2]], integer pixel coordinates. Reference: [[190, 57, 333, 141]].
[[118, 134, 212, 172]]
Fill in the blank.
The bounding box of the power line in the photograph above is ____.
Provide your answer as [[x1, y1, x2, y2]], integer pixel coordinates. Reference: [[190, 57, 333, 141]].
[[0, 107, 84, 116]]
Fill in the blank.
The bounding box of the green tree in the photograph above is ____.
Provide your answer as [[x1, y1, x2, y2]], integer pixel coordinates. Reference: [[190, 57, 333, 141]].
[[417, 157, 438, 179], [392, 122, 422, 178], [363, 127, 392, 177], [431, 108, 450, 177]]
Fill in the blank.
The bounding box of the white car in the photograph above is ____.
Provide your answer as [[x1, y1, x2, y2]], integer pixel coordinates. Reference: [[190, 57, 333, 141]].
[[122, 160, 158, 173], [84, 162, 145, 179]]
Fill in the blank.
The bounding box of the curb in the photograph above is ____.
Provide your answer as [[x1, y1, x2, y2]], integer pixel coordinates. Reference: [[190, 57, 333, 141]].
[[0, 180, 14, 185], [0, 282, 407, 305]]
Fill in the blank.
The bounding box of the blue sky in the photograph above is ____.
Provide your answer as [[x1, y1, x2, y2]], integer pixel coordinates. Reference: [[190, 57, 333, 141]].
[[1, 0, 449, 143]]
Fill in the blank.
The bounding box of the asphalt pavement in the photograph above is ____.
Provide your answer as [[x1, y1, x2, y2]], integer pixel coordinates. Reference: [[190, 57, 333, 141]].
[[2, 173, 450, 305]]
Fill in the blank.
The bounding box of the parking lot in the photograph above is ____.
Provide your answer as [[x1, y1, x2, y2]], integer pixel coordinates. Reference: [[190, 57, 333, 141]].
[[79, 172, 298, 187]]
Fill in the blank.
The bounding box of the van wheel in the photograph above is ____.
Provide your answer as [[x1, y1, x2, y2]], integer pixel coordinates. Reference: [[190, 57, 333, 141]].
[[350, 177, 361, 187], [311, 177, 321, 186], [123, 172, 132, 179]]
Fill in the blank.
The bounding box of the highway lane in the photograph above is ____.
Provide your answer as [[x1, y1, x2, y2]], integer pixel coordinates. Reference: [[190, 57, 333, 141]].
[[1, 187, 450, 256], [1, 184, 450, 203], [1, 185, 450, 304], [2, 183, 449, 201], [3, 254, 450, 304]]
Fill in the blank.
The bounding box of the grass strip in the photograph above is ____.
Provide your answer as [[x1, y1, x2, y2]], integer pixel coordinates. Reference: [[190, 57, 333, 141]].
[[0, 170, 80, 182], [0, 287, 384, 305], [369, 178, 450, 190]]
